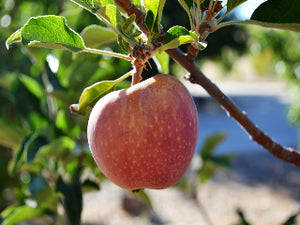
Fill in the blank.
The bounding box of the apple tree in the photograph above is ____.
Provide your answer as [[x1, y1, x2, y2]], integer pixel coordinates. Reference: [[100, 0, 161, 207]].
[[1, 0, 300, 224]]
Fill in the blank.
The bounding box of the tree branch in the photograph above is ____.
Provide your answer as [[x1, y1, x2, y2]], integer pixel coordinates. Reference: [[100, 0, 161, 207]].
[[115, 0, 300, 166]]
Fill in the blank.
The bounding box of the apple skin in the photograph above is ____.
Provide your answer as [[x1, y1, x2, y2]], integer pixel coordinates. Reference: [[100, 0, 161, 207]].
[[87, 74, 199, 190]]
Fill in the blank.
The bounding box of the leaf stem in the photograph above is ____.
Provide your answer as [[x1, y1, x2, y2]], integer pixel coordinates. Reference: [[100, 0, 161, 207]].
[[83, 47, 132, 61]]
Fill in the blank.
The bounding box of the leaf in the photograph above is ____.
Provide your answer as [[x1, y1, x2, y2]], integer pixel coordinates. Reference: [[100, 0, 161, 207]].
[[282, 211, 299, 225], [160, 35, 195, 52], [178, 0, 193, 11], [6, 15, 85, 52], [240, 20, 300, 33], [82, 179, 100, 193], [235, 208, 251, 225], [200, 133, 227, 160], [9, 134, 32, 176], [251, 0, 300, 24], [24, 133, 48, 163], [80, 24, 117, 48], [153, 51, 170, 74], [36, 137, 75, 160], [226, 0, 247, 13], [163, 26, 191, 44], [70, 70, 133, 116], [56, 176, 82, 225], [19, 75, 44, 99], [246, 0, 300, 32], [97, 4, 123, 28], [144, 0, 166, 36], [132, 190, 153, 209], [0, 205, 45, 225], [0, 120, 26, 150]]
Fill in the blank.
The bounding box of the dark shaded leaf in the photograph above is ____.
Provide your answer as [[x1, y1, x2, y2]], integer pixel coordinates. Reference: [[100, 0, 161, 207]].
[[245, 0, 300, 32], [227, 0, 247, 13], [235, 208, 251, 225], [25, 133, 48, 163], [282, 211, 299, 225], [56, 175, 82, 225]]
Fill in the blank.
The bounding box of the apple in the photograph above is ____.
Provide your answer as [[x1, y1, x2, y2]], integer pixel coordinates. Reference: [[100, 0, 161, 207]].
[[87, 74, 199, 190]]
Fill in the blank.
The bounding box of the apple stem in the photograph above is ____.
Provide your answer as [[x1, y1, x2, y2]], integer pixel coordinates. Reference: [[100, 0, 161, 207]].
[[116, 0, 300, 167], [131, 60, 143, 85]]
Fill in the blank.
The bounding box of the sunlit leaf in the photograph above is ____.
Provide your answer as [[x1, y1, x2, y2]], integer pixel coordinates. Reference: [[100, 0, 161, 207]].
[[6, 16, 85, 52], [0, 205, 45, 225], [163, 26, 191, 43], [160, 35, 195, 52], [153, 51, 170, 74], [80, 24, 117, 47], [97, 4, 123, 28], [144, 0, 166, 36], [70, 70, 133, 116]]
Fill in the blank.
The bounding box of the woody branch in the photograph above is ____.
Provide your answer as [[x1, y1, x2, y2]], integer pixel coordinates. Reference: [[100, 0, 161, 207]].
[[114, 0, 300, 166]]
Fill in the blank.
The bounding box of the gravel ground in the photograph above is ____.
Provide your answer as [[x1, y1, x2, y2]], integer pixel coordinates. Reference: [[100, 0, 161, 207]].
[[81, 152, 300, 225]]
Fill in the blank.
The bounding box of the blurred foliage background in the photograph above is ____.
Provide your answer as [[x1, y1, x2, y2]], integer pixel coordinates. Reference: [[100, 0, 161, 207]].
[[0, 0, 299, 224]]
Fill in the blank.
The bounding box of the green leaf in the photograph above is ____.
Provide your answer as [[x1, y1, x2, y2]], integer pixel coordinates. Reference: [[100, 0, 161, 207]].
[[240, 20, 300, 33], [36, 137, 75, 160], [56, 176, 82, 225], [82, 179, 100, 193], [200, 133, 227, 160], [163, 26, 191, 44], [178, 0, 193, 10], [246, 0, 300, 32], [9, 134, 32, 176], [251, 0, 300, 24], [132, 190, 153, 209], [25, 133, 48, 163], [153, 51, 170, 74], [97, 4, 124, 28], [226, 0, 247, 13], [80, 24, 117, 48], [19, 75, 44, 99], [144, 0, 166, 37], [160, 35, 195, 52], [159, 26, 196, 51], [0, 120, 26, 150], [70, 70, 133, 116], [282, 211, 299, 225], [6, 15, 85, 52], [71, 0, 94, 10], [0, 205, 45, 225]]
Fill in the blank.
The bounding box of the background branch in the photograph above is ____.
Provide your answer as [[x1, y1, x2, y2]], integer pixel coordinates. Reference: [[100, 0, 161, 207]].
[[115, 0, 300, 166]]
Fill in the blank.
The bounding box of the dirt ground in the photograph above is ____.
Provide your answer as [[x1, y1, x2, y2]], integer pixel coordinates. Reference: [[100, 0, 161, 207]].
[[81, 152, 300, 225]]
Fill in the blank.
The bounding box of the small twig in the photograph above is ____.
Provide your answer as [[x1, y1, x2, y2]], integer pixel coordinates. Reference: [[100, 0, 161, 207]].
[[115, 0, 300, 166]]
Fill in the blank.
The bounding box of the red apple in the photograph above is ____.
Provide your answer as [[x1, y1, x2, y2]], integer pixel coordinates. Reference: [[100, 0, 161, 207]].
[[87, 74, 199, 190]]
